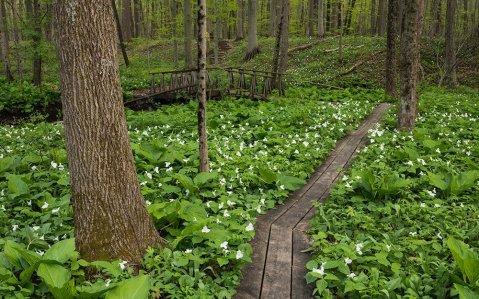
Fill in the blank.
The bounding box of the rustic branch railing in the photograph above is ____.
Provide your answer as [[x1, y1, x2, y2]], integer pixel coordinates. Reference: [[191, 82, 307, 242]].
[[147, 67, 285, 100]]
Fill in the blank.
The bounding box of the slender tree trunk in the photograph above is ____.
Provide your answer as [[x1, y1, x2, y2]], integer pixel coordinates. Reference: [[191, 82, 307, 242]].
[[112, 0, 130, 67], [331, 0, 338, 30], [398, 0, 424, 130], [133, 0, 143, 37], [385, 0, 398, 98], [245, 0, 259, 60], [339, 0, 343, 62], [307, 0, 314, 35], [10, 0, 22, 79], [236, 0, 244, 39], [184, 0, 194, 68], [213, 4, 220, 65], [269, 0, 278, 36], [344, 0, 357, 33], [326, 0, 331, 31], [444, 0, 458, 86], [197, 0, 209, 172], [377, 0, 387, 35], [370, 0, 377, 34], [397, 0, 405, 34], [53, 0, 163, 267], [318, 0, 325, 36], [0, 0, 14, 81], [122, 0, 133, 41], [463, 0, 469, 33], [172, 0, 179, 68], [32, 0, 41, 86], [272, 0, 289, 88]]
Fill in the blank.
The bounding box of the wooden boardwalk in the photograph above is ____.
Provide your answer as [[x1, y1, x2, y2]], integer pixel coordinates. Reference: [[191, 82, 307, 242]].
[[235, 103, 391, 299]]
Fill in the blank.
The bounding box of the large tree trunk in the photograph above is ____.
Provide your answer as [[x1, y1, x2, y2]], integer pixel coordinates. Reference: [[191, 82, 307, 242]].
[[318, 0, 325, 36], [53, 0, 163, 267], [10, 0, 23, 79], [32, 0, 42, 86], [272, 0, 289, 89], [443, 0, 458, 86], [377, 0, 387, 35], [0, 0, 14, 81], [245, 0, 259, 60], [236, 0, 244, 39], [398, 0, 424, 130], [385, 0, 398, 98], [197, 0, 209, 172], [122, 0, 133, 41], [184, 0, 194, 68], [112, 0, 130, 67]]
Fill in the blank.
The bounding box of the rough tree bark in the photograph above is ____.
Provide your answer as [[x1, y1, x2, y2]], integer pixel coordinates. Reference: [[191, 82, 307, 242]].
[[272, 0, 289, 87], [344, 0, 357, 34], [339, 0, 344, 62], [236, 0, 244, 39], [444, 0, 458, 86], [385, 0, 398, 98], [429, 0, 442, 36], [53, 0, 163, 267], [122, 0, 133, 41], [197, 0, 209, 172], [398, 0, 424, 130], [307, 0, 314, 35], [318, 0, 325, 37], [269, 0, 278, 36], [133, 0, 143, 37], [184, 0, 194, 68], [326, 0, 331, 31], [377, 0, 387, 35], [0, 0, 13, 81], [245, 0, 259, 60], [112, 0, 130, 67]]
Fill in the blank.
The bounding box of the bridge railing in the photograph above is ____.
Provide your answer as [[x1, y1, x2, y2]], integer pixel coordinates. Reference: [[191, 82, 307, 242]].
[[148, 67, 285, 99]]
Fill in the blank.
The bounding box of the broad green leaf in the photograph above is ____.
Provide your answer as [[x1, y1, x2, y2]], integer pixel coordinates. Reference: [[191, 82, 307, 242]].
[[178, 200, 207, 222], [316, 279, 328, 294], [37, 263, 71, 289], [174, 174, 197, 193], [44, 239, 77, 263], [76, 281, 116, 298], [428, 173, 449, 192], [4, 240, 40, 268], [278, 174, 305, 191], [105, 274, 150, 299], [454, 284, 479, 299], [0, 157, 16, 174], [193, 171, 218, 186], [259, 167, 277, 184], [8, 175, 29, 195]]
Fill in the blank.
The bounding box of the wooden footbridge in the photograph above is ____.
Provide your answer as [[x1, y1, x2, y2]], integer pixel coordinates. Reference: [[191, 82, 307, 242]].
[[124, 67, 285, 108]]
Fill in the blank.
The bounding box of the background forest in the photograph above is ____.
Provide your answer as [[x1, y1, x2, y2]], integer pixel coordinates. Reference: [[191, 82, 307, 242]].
[[0, 0, 478, 298]]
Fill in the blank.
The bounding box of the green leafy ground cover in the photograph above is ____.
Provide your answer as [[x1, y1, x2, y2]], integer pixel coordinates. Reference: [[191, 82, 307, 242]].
[[0, 89, 380, 298], [306, 86, 479, 298]]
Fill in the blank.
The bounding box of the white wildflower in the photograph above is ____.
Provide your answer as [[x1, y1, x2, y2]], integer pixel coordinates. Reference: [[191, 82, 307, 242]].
[[236, 250, 244, 260], [201, 226, 210, 233], [245, 223, 254, 232]]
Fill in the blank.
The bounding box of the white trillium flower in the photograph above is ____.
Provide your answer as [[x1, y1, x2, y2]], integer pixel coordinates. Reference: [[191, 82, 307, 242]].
[[201, 226, 210, 233], [12, 224, 19, 231], [51, 161, 58, 169], [52, 207, 60, 214], [119, 260, 127, 270], [236, 250, 244, 259], [245, 223, 254, 232], [420, 202, 427, 208], [220, 241, 228, 250], [185, 249, 193, 254], [355, 243, 363, 255], [41, 202, 49, 209], [347, 272, 357, 279], [344, 257, 352, 265]]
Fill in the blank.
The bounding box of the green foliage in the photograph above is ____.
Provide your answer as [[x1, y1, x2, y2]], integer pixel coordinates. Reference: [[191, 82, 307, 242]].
[[0, 79, 60, 114], [307, 86, 479, 298], [0, 90, 377, 298]]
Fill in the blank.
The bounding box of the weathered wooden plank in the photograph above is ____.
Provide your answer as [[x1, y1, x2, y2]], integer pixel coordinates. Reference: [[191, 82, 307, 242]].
[[292, 222, 315, 299], [260, 225, 293, 299]]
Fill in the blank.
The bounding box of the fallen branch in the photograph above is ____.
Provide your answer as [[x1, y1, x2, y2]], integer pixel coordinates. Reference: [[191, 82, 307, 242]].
[[287, 35, 339, 55], [336, 49, 385, 77], [324, 44, 365, 53]]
